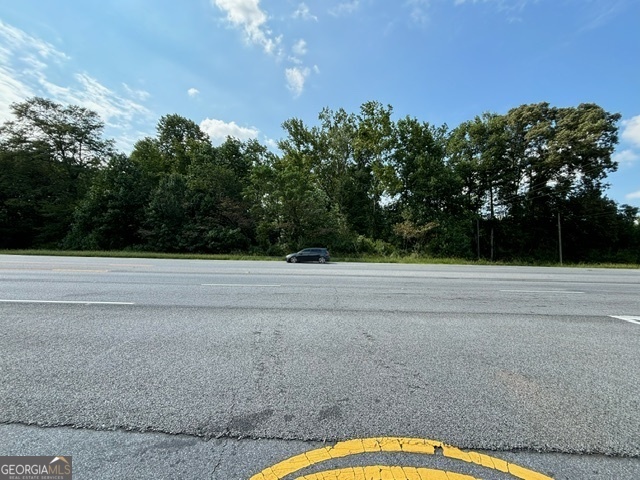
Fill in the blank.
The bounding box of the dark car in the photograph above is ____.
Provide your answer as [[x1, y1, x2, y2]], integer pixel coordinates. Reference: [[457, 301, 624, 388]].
[[286, 248, 330, 264]]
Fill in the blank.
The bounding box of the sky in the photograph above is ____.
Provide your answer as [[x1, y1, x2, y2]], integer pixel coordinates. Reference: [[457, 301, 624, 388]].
[[0, 0, 639, 207]]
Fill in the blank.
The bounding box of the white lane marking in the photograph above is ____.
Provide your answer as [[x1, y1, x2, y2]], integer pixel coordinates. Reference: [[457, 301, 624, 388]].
[[0, 300, 135, 305], [109, 264, 152, 267], [52, 269, 109, 273], [610, 316, 640, 325], [201, 284, 281, 287], [500, 290, 585, 294]]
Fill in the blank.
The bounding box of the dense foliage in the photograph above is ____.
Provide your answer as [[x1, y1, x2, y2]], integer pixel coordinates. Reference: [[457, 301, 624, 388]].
[[1, 97, 638, 263]]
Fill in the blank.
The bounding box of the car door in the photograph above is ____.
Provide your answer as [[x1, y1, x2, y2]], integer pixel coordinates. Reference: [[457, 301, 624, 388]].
[[298, 249, 313, 262]]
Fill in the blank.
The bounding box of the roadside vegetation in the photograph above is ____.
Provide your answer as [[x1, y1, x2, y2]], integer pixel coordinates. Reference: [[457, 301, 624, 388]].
[[1, 249, 637, 269], [1, 97, 638, 265]]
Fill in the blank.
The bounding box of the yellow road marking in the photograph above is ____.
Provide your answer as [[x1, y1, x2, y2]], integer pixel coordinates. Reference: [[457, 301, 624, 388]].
[[296, 466, 478, 480], [250, 437, 553, 480]]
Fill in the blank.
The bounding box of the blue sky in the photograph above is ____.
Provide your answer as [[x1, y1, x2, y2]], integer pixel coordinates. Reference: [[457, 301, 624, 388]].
[[0, 0, 639, 207]]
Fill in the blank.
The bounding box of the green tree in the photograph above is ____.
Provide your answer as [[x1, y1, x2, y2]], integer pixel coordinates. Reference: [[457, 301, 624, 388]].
[[449, 102, 622, 261], [183, 138, 263, 252], [142, 174, 190, 252], [65, 154, 153, 250], [156, 114, 210, 175], [391, 117, 468, 254], [130, 114, 211, 180], [0, 147, 55, 247], [348, 101, 396, 238], [503, 103, 621, 259], [448, 113, 510, 219], [0, 97, 114, 247], [277, 102, 397, 245], [246, 146, 343, 252], [0, 97, 114, 168], [129, 137, 166, 180]]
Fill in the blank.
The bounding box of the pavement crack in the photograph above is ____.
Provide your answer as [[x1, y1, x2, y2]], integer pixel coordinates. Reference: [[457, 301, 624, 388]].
[[210, 441, 226, 478], [2, 422, 640, 459]]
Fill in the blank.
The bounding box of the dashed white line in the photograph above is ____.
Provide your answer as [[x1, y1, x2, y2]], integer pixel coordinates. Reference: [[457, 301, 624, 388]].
[[0, 299, 134, 305], [201, 284, 281, 287], [500, 290, 585, 294], [52, 269, 109, 273], [609, 316, 640, 326]]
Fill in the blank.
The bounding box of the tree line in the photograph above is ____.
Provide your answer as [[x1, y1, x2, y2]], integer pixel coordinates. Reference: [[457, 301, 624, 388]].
[[1, 97, 638, 263]]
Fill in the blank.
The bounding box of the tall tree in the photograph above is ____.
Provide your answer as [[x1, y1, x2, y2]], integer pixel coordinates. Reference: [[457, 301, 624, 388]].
[[278, 102, 396, 240], [143, 174, 190, 252], [502, 103, 621, 259], [503, 103, 620, 211], [448, 113, 510, 218], [246, 146, 342, 252], [183, 138, 263, 252], [391, 117, 467, 254], [0, 146, 56, 247], [0, 97, 114, 247], [129, 116, 269, 253], [0, 97, 114, 168], [156, 114, 210, 175], [350, 101, 395, 237], [449, 102, 622, 260], [65, 154, 153, 250]]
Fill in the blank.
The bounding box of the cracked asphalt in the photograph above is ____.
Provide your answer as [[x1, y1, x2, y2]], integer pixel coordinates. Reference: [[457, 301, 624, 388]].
[[0, 255, 639, 479]]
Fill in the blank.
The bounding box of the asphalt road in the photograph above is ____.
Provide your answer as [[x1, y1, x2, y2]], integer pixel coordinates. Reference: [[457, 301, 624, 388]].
[[0, 255, 639, 479]]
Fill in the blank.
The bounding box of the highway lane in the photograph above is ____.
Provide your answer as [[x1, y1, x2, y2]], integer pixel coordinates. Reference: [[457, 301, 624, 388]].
[[0, 256, 638, 315], [0, 255, 639, 479]]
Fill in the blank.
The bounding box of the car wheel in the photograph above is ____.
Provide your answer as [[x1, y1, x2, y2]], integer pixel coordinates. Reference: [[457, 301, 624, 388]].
[[318, 257, 326, 264], [290, 257, 297, 263]]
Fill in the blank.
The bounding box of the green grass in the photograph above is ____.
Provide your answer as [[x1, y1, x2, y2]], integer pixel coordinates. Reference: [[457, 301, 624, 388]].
[[0, 249, 279, 261], [0, 249, 637, 268]]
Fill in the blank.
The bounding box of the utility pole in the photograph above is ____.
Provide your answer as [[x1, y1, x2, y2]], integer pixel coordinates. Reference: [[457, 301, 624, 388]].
[[557, 212, 563, 266]]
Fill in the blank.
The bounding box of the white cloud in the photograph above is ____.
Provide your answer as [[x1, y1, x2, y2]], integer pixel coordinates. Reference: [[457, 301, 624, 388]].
[[44, 73, 151, 127], [0, 20, 152, 153], [293, 3, 318, 21], [330, 0, 360, 16], [289, 39, 308, 65], [406, 0, 431, 24], [0, 20, 69, 63], [285, 66, 310, 98], [211, 1, 319, 98], [626, 190, 640, 200], [213, 0, 281, 54], [621, 115, 640, 148], [200, 118, 259, 144], [188, 87, 200, 98], [264, 137, 278, 150], [0, 20, 61, 120], [613, 149, 639, 167], [454, 0, 529, 6], [0, 67, 34, 120], [123, 83, 151, 101], [292, 39, 308, 57], [453, 0, 531, 20]]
